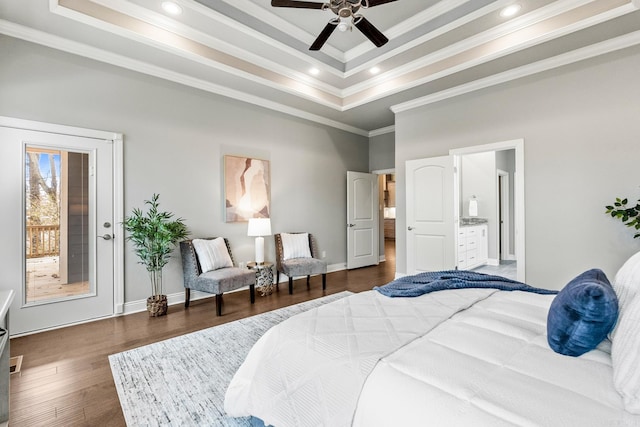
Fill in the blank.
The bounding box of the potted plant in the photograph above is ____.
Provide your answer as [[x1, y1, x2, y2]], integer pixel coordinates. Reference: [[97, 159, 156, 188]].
[[606, 196, 640, 239], [123, 194, 188, 316]]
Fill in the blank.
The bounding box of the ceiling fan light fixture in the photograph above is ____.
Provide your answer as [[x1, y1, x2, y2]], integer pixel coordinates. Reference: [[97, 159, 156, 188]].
[[161, 1, 183, 15], [273, 0, 396, 50], [338, 6, 352, 18], [500, 4, 521, 18], [337, 17, 351, 32]]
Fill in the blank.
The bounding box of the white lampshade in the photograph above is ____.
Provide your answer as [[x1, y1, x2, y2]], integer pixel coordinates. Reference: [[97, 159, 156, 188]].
[[247, 218, 272, 237], [248, 218, 271, 264]]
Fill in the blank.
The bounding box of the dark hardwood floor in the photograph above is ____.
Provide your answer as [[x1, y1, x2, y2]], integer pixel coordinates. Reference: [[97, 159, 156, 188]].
[[9, 241, 396, 426]]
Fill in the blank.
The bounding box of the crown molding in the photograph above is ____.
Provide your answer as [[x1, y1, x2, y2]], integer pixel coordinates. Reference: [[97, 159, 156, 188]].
[[0, 20, 369, 137], [52, 0, 347, 110], [184, 0, 347, 77], [218, 0, 468, 68], [216, 0, 347, 64], [4, 1, 638, 137], [44, 0, 635, 113], [343, 0, 636, 110], [92, 0, 346, 97], [343, 0, 551, 90], [343, 0, 626, 98], [391, 29, 640, 113], [368, 126, 395, 137], [343, 0, 470, 63]]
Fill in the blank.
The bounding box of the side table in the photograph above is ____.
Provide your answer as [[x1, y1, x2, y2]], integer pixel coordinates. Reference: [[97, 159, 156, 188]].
[[247, 262, 275, 296]]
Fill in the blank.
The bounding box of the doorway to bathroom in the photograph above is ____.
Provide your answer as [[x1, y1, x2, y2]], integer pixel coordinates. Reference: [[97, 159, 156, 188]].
[[377, 170, 396, 274]]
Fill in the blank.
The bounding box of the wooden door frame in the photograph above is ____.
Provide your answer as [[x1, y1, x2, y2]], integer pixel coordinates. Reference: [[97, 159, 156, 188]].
[[0, 116, 125, 321]]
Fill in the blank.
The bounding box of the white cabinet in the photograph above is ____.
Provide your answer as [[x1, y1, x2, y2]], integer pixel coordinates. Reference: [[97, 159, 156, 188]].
[[457, 224, 488, 270]]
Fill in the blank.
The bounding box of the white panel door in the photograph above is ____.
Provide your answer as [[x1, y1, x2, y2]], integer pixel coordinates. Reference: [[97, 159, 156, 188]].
[[406, 156, 455, 274], [347, 171, 379, 269], [0, 127, 115, 335]]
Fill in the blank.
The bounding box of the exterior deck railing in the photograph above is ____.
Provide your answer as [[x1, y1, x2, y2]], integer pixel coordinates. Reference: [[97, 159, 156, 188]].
[[26, 225, 60, 258]]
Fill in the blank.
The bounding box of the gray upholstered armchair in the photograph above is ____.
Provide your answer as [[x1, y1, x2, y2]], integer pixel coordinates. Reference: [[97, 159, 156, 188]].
[[274, 232, 327, 295], [180, 237, 255, 316]]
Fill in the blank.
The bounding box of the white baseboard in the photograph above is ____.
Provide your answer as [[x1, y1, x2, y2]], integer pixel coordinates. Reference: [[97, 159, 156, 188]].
[[122, 289, 217, 315], [328, 262, 347, 274], [12, 261, 384, 336], [379, 255, 386, 263], [122, 262, 348, 315], [487, 258, 500, 266]]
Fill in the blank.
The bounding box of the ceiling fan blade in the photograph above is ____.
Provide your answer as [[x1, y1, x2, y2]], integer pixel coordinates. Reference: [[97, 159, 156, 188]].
[[310, 21, 337, 51], [354, 16, 388, 47], [271, 0, 325, 9], [362, 0, 397, 7]]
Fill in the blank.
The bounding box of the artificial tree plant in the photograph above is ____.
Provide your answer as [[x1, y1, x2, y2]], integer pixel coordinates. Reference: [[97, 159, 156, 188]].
[[123, 194, 188, 316], [606, 196, 640, 239]]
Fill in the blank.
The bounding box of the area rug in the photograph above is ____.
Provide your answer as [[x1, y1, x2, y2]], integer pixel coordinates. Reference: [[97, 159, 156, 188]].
[[109, 291, 353, 426]]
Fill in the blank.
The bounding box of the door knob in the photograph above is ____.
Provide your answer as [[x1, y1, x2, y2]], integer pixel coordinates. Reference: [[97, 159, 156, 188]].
[[99, 234, 113, 240], [348, 223, 356, 227], [408, 226, 414, 231]]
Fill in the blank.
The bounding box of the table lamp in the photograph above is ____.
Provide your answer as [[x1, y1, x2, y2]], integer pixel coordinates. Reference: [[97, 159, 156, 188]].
[[248, 218, 271, 264]]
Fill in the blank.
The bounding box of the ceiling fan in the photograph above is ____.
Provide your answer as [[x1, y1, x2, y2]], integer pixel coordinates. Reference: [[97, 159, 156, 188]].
[[271, 0, 397, 51]]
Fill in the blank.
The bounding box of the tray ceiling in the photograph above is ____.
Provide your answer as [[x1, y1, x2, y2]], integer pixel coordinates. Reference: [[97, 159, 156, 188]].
[[1, 0, 640, 135]]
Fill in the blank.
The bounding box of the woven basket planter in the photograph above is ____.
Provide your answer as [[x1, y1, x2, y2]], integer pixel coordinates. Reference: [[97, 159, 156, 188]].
[[147, 295, 168, 317]]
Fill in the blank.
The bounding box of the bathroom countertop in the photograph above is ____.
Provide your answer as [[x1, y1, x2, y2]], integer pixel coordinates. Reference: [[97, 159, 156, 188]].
[[460, 218, 488, 226]]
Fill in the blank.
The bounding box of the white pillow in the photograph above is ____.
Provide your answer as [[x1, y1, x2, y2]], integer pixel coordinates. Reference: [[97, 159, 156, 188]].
[[612, 294, 640, 413], [610, 251, 640, 413], [192, 238, 233, 273], [281, 233, 312, 260], [611, 251, 640, 339]]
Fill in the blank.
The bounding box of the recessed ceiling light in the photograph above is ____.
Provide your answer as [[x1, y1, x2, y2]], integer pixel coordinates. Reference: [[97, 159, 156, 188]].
[[370, 66, 381, 75], [161, 1, 183, 15], [500, 4, 521, 18], [309, 67, 320, 76]]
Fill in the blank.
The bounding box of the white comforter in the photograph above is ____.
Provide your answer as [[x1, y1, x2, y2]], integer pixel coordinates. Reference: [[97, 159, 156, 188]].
[[225, 290, 640, 427], [225, 288, 497, 426]]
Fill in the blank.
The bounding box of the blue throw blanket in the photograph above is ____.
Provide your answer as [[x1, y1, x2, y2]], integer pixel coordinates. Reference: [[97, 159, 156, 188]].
[[375, 270, 557, 298]]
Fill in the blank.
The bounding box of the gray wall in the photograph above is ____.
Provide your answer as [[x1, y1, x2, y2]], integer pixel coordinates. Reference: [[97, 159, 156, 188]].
[[369, 132, 395, 259], [0, 36, 369, 303], [395, 44, 640, 289], [369, 132, 395, 172]]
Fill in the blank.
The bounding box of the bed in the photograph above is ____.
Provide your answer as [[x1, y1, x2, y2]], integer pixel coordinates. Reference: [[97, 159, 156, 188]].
[[224, 259, 640, 427]]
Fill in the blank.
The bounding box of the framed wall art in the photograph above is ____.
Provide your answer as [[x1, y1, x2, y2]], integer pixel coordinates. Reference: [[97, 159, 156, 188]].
[[224, 155, 270, 222]]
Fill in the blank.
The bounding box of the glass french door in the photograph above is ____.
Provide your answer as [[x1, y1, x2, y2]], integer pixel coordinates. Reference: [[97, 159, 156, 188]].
[[0, 126, 114, 335]]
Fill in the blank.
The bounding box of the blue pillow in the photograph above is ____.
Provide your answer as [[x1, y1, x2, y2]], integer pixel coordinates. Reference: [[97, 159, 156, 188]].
[[547, 268, 618, 357]]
